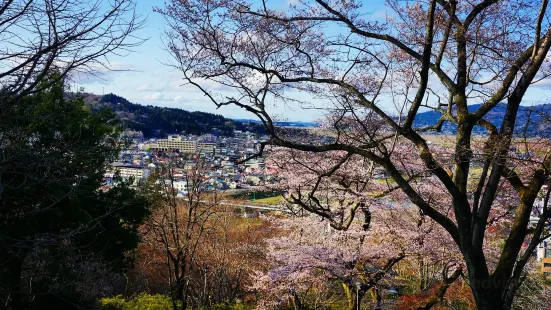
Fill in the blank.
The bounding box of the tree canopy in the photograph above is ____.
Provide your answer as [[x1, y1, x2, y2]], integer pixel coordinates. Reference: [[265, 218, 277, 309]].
[[0, 75, 150, 308]]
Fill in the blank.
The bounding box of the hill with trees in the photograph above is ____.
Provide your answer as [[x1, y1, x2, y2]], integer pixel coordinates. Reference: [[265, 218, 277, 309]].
[[413, 103, 551, 136], [81, 93, 264, 137]]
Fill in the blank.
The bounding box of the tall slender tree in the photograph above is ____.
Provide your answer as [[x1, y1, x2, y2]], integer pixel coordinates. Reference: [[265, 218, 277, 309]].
[[140, 157, 220, 310]]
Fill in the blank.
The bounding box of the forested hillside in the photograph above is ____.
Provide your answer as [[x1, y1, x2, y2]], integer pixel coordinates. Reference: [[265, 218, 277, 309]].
[[82, 93, 264, 137], [413, 103, 551, 136]]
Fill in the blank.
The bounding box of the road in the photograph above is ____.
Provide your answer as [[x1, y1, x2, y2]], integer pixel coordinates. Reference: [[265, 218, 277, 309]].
[[198, 199, 290, 213]]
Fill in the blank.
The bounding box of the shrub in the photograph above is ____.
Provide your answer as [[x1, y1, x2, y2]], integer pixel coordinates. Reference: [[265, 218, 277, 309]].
[[100, 294, 176, 310]]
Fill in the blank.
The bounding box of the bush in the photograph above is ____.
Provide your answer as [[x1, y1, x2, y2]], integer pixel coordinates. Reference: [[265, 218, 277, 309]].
[[100, 294, 176, 310], [208, 304, 254, 310], [99, 295, 254, 310]]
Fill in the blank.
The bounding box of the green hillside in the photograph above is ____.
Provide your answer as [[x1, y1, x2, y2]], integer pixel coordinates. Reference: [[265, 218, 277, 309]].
[[81, 93, 264, 137]]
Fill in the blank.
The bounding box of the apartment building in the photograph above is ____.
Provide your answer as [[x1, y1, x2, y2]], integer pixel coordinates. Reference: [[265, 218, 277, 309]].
[[148, 135, 198, 153], [537, 242, 551, 277], [108, 163, 150, 185], [119, 166, 149, 179], [198, 141, 216, 155]]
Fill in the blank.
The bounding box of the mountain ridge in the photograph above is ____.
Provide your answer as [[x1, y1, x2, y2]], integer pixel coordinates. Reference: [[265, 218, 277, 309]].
[[413, 103, 551, 136], [79, 93, 265, 137], [79, 93, 551, 137]]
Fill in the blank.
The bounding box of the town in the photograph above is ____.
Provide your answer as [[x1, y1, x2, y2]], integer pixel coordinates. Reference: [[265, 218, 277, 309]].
[[106, 130, 270, 194]]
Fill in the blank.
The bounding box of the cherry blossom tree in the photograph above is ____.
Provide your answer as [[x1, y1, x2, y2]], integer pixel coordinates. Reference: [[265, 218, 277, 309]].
[[161, 1, 551, 309], [252, 211, 461, 310]]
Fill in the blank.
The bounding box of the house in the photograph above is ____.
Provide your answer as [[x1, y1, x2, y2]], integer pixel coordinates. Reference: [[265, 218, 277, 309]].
[[245, 175, 262, 186], [530, 185, 551, 277], [172, 179, 189, 193]]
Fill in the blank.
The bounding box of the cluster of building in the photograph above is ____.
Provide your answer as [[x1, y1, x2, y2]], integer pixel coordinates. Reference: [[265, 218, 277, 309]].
[[104, 131, 274, 196]]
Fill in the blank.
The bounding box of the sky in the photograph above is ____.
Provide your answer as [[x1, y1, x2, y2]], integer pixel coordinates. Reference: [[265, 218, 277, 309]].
[[74, 0, 390, 122], [74, 0, 551, 122]]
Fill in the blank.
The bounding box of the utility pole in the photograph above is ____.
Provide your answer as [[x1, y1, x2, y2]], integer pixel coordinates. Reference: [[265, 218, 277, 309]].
[[203, 265, 209, 306]]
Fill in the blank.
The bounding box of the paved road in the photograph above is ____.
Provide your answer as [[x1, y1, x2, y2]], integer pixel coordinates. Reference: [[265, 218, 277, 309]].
[[198, 199, 290, 213]]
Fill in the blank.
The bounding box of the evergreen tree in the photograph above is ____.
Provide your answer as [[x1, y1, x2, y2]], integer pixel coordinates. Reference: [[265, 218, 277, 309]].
[[0, 74, 150, 309]]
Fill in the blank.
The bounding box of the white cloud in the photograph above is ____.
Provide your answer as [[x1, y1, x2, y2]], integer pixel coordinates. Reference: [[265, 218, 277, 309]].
[[144, 92, 164, 101], [135, 83, 165, 92]]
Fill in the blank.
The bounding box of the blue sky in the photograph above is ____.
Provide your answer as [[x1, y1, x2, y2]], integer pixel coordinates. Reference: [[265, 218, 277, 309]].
[[74, 0, 391, 121], [74, 0, 551, 121]]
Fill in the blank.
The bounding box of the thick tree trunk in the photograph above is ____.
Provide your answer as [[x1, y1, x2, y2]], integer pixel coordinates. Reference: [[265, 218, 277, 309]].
[[472, 288, 504, 310], [291, 291, 304, 310], [470, 277, 507, 310], [175, 278, 187, 310], [461, 244, 510, 310]]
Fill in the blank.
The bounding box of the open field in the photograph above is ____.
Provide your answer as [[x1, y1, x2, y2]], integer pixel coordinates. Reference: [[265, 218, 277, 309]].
[[251, 195, 283, 205]]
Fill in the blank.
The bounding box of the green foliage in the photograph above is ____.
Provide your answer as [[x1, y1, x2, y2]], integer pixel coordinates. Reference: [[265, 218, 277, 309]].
[[0, 74, 150, 308], [92, 93, 264, 137], [207, 303, 254, 310], [100, 294, 176, 310], [251, 195, 283, 205], [99, 294, 253, 310]]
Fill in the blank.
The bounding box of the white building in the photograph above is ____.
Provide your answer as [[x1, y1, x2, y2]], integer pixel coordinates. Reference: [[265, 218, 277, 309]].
[[147, 135, 198, 153], [172, 180, 189, 193], [111, 163, 150, 184]]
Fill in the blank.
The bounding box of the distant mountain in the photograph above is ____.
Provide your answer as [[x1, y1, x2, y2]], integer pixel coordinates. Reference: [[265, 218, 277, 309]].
[[234, 119, 318, 128], [413, 103, 551, 136], [80, 93, 551, 138], [80, 93, 265, 138]]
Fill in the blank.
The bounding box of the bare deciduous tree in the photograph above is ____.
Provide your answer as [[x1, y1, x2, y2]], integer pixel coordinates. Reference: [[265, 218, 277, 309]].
[[0, 0, 143, 100], [141, 158, 221, 310]]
